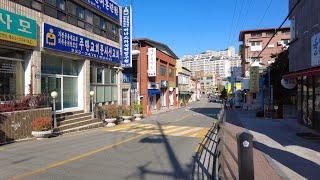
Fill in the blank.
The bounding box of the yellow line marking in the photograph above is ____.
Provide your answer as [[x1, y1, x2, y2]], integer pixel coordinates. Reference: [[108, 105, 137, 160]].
[[10, 134, 144, 180]]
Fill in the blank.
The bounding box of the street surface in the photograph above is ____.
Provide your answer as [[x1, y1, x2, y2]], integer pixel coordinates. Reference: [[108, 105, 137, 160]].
[[0, 100, 221, 180]]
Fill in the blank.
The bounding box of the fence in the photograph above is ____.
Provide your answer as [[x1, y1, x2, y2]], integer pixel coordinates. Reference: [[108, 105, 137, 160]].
[[192, 107, 254, 180]]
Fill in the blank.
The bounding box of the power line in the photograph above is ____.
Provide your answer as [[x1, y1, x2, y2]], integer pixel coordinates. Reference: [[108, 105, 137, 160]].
[[257, 0, 273, 27], [255, 0, 302, 59], [230, 0, 247, 46], [227, 0, 238, 46]]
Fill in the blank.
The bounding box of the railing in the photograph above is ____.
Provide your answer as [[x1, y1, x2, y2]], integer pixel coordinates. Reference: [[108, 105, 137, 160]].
[[0, 94, 51, 113], [192, 107, 254, 180]]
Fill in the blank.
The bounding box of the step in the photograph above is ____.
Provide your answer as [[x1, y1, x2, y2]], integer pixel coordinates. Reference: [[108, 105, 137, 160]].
[[57, 118, 101, 132], [58, 115, 92, 126], [59, 122, 104, 134], [57, 112, 91, 121], [56, 110, 84, 118]]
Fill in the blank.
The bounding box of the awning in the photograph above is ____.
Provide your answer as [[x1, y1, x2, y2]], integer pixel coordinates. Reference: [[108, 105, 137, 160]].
[[283, 67, 320, 79], [148, 89, 161, 95]]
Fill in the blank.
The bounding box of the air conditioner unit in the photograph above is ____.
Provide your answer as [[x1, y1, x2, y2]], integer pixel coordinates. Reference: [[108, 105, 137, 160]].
[[245, 43, 251, 47], [277, 41, 283, 45]]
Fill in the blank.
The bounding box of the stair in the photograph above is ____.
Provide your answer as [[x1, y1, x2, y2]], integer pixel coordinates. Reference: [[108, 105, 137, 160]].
[[55, 110, 104, 134]]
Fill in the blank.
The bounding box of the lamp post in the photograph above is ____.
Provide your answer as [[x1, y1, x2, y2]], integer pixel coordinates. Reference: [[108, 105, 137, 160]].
[[50, 91, 58, 129], [90, 90, 95, 119]]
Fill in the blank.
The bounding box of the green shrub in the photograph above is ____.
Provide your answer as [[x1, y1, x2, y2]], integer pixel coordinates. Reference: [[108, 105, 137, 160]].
[[122, 105, 132, 116], [133, 103, 143, 114]]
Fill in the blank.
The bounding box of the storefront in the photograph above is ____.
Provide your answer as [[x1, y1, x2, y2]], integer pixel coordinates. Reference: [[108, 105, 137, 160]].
[[0, 8, 37, 98], [0, 48, 26, 96], [284, 69, 320, 131], [147, 82, 160, 113]]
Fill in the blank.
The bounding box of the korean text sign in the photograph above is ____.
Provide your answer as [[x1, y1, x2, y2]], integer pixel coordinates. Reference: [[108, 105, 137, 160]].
[[148, 48, 157, 77], [0, 8, 37, 46], [83, 0, 119, 21], [121, 6, 132, 68], [249, 66, 260, 93], [311, 33, 320, 66], [43, 23, 120, 64]]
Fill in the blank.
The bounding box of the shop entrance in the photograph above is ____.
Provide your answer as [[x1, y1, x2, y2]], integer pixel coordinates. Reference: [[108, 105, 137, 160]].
[[41, 54, 80, 111]]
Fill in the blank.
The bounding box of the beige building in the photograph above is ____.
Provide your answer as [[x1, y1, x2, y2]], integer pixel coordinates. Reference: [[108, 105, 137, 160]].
[[0, 0, 122, 132]]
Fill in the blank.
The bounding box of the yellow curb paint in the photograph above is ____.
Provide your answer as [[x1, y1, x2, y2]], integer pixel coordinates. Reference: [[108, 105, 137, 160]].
[[9, 134, 144, 180]]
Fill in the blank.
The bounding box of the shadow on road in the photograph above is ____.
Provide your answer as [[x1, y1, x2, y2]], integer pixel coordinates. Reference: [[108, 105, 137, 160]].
[[133, 122, 192, 179], [189, 107, 221, 119]]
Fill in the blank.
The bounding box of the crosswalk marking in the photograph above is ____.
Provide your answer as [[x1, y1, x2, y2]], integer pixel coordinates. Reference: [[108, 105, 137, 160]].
[[102, 123, 210, 138]]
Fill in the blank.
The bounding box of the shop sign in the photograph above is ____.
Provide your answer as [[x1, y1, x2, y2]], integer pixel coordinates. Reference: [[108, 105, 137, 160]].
[[43, 23, 120, 63], [160, 80, 168, 88], [311, 33, 320, 66], [148, 82, 159, 89], [121, 6, 132, 68], [0, 8, 37, 46], [249, 66, 259, 92], [148, 48, 157, 77], [83, 0, 119, 21]]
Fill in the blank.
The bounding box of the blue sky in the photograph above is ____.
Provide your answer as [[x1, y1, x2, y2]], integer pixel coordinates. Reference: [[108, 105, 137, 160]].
[[119, 0, 289, 58]]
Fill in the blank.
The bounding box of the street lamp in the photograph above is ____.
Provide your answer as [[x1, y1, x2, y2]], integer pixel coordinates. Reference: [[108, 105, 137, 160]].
[[51, 91, 58, 129], [90, 90, 95, 119]]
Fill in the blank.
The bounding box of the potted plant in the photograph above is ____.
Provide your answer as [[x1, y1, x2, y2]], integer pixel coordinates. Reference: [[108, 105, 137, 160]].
[[31, 117, 53, 139], [104, 105, 118, 127], [133, 103, 143, 121], [121, 105, 133, 123]]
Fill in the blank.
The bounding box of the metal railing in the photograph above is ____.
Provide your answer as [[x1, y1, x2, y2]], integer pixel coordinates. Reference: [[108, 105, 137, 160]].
[[192, 107, 254, 180], [0, 94, 51, 113]]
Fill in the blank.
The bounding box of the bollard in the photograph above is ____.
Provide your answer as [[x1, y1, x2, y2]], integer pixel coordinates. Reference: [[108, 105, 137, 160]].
[[237, 132, 254, 180]]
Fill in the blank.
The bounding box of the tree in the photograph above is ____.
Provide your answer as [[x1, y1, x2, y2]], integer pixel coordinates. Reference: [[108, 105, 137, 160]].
[[220, 88, 228, 100]]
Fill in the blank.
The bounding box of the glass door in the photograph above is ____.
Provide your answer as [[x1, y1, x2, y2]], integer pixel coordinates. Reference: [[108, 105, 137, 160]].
[[63, 77, 78, 109], [41, 76, 62, 110]]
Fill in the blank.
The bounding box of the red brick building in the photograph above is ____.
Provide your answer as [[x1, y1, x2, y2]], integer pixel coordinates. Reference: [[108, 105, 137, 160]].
[[239, 27, 291, 77], [132, 38, 179, 116]]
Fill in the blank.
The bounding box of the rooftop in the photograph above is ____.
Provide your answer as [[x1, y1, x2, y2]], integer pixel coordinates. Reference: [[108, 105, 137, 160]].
[[239, 27, 290, 41]]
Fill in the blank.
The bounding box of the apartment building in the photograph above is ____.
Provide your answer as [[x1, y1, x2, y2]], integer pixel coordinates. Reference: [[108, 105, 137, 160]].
[[284, 0, 320, 131], [239, 27, 291, 77]]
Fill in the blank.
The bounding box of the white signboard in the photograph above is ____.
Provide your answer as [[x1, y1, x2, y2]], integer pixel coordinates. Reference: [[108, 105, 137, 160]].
[[148, 48, 157, 77], [312, 33, 320, 66]]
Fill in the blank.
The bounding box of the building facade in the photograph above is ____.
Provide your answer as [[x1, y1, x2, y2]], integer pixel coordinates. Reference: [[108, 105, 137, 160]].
[[176, 66, 192, 105], [132, 38, 178, 116], [239, 27, 291, 77], [0, 0, 122, 114], [284, 0, 320, 131]]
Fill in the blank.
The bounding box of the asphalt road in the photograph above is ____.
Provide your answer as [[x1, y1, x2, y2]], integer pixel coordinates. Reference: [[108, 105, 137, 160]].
[[0, 100, 221, 180]]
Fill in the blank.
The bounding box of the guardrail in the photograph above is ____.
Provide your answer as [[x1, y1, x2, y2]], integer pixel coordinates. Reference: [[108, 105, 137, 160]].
[[192, 107, 254, 180]]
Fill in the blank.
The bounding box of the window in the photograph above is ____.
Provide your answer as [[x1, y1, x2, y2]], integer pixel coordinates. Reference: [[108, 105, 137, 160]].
[[76, 5, 84, 19], [169, 67, 174, 77], [265, 32, 274, 37], [111, 69, 117, 84], [250, 41, 262, 51], [90, 67, 95, 83], [100, 18, 106, 30], [58, 11, 67, 22], [31, 1, 43, 11], [160, 65, 167, 76], [97, 68, 104, 83], [282, 39, 290, 45], [85, 10, 93, 24], [44, 4, 57, 18], [93, 14, 100, 27], [251, 32, 262, 37], [67, 1, 76, 16], [57, 0, 65, 11], [46, 0, 56, 6]]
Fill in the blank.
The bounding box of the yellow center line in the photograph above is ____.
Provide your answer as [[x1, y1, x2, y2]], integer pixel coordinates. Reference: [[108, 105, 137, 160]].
[[9, 133, 144, 180]]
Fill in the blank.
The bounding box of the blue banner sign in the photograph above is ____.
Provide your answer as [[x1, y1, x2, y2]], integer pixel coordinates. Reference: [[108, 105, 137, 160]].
[[83, 0, 119, 21], [43, 23, 120, 64], [121, 6, 132, 68]]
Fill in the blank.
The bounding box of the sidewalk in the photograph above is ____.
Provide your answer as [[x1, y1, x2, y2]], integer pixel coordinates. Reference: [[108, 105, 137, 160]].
[[229, 109, 320, 180]]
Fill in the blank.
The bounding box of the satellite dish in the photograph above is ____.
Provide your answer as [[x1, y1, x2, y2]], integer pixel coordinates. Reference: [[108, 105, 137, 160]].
[[281, 79, 297, 89]]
